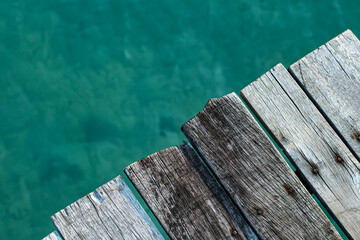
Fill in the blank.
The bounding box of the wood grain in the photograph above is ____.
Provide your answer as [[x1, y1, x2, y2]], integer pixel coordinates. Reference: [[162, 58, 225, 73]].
[[289, 29, 360, 160], [182, 92, 341, 240], [42, 231, 62, 240], [51, 176, 164, 240], [241, 63, 360, 239], [125, 144, 258, 240]]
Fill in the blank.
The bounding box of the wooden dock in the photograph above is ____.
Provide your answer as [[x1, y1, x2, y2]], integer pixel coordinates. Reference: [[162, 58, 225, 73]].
[[43, 29, 360, 240]]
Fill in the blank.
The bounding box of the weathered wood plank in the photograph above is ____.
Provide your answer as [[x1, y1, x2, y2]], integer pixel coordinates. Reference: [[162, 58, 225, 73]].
[[241, 63, 360, 239], [289, 29, 360, 159], [125, 144, 258, 240], [51, 176, 164, 240], [42, 231, 62, 240], [182, 93, 341, 240]]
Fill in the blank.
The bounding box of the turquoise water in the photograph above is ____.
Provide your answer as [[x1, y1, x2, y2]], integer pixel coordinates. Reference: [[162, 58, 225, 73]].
[[0, 0, 359, 239]]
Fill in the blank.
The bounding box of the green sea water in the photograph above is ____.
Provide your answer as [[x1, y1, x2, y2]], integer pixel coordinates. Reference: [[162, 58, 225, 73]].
[[0, 0, 359, 239]]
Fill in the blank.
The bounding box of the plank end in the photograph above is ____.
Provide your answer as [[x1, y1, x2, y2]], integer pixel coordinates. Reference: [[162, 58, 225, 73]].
[[181, 92, 239, 133], [240, 63, 286, 98]]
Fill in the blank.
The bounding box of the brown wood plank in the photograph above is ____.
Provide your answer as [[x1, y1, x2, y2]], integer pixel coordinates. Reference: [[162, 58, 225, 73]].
[[125, 144, 258, 240], [181, 92, 341, 240], [51, 176, 163, 240], [241, 63, 360, 239], [289, 29, 360, 160]]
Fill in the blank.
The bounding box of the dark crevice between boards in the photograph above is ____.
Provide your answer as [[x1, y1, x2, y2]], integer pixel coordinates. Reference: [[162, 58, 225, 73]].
[[56, 230, 64, 240], [287, 67, 360, 163], [121, 171, 171, 240], [313, 195, 350, 240], [292, 165, 351, 240], [239, 93, 351, 240], [182, 139, 262, 240], [123, 89, 349, 240], [124, 140, 260, 240], [238, 95, 296, 172]]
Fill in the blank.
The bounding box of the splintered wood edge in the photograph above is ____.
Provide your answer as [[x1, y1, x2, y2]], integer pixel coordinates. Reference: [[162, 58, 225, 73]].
[[125, 145, 182, 171], [181, 92, 239, 127], [181, 92, 240, 144]]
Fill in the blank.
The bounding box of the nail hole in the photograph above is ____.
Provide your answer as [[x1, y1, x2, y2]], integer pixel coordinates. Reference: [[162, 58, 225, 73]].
[[310, 162, 319, 174], [230, 228, 238, 237], [254, 206, 264, 216], [335, 153, 344, 164]]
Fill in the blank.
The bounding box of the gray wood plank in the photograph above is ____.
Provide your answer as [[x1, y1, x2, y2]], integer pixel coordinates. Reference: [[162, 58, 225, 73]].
[[289, 29, 360, 160], [241, 63, 360, 239], [51, 175, 164, 240], [42, 231, 62, 240], [182, 92, 341, 240], [125, 144, 258, 240]]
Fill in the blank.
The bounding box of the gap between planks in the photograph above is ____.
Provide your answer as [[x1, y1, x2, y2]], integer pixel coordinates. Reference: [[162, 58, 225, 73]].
[[125, 144, 258, 240], [288, 29, 360, 162], [182, 92, 341, 240], [241, 63, 360, 240]]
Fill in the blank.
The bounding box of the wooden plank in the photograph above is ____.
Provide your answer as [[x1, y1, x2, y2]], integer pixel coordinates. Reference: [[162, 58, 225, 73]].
[[125, 144, 258, 240], [181, 93, 341, 240], [42, 231, 62, 240], [241, 63, 360, 239], [51, 176, 164, 240], [289, 29, 360, 159]]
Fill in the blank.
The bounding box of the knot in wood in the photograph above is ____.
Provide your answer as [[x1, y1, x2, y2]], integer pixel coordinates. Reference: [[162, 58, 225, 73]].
[[283, 183, 296, 197], [351, 132, 360, 142]]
